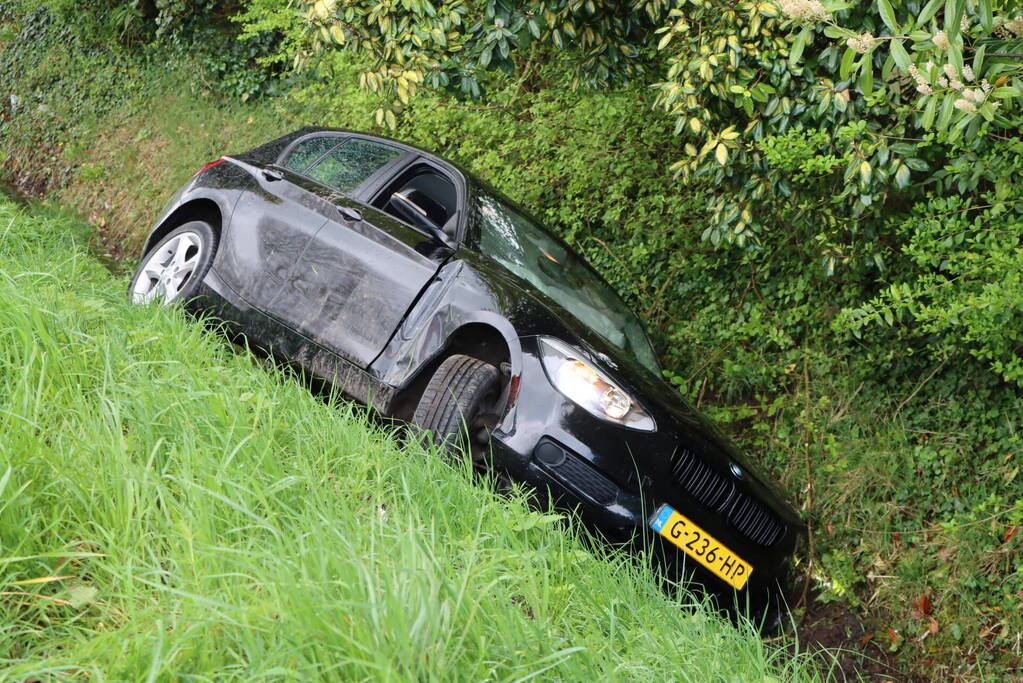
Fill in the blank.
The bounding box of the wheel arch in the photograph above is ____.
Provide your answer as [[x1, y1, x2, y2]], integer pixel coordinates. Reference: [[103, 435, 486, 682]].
[[387, 317, 522, 422], [143, 198, 224, 255]]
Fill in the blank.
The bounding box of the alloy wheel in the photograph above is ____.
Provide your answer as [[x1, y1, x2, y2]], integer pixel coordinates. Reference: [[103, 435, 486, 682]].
[[131, 231, 204, 304]]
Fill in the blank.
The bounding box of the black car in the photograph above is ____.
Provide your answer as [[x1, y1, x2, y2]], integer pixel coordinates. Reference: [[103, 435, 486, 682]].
[[129, 128, 803, 624]]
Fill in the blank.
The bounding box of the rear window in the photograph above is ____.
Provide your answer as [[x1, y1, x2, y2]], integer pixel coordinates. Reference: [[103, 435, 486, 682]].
[[306, 138, 402, 194], [282, 136, 342, 173]]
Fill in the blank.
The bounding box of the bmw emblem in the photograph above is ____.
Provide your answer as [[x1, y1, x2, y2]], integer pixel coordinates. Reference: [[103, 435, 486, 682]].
[[729, 463, 744, 479]]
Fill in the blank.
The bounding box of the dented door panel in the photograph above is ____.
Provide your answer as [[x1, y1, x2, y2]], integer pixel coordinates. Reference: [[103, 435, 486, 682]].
[[287, 198, 448, 368], [217, 160, 335, 319]]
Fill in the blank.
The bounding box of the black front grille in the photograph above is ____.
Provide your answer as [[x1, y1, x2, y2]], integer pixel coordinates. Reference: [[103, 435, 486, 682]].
[[670, 447, 736, 512], [670, 447, 785, 547], [728, 494, 786, 546]]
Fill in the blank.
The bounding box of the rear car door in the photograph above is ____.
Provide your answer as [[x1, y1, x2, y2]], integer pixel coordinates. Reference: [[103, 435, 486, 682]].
[[284, 138, 459, 368], [218, 133, 344, 312], [218, 133, 409, 326]]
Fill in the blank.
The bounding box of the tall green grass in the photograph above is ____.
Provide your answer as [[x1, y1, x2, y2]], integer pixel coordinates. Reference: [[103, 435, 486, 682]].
[[0, 201, 823, 680]]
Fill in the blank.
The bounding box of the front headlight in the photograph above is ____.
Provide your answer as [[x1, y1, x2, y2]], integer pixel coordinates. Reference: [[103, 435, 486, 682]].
[[538, 337, 656, 431]]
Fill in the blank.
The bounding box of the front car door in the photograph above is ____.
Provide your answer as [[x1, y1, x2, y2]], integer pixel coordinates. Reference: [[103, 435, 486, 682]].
[[284, 138, 463, 368]]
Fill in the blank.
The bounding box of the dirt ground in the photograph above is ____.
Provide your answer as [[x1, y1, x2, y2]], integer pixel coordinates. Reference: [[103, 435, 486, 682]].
[[794, 591, 921, 682]]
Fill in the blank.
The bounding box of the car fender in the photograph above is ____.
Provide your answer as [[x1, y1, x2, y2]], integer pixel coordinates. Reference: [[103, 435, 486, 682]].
[[372, 260, 524, 411], [142, 162, 246, 256]]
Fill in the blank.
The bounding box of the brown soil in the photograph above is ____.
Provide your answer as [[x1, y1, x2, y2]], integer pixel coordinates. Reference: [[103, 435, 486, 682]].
[[795, 592, 921, 682]]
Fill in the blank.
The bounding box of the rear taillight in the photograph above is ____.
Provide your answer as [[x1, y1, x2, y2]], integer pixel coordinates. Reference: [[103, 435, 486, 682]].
[[194, 156, 227, 177]]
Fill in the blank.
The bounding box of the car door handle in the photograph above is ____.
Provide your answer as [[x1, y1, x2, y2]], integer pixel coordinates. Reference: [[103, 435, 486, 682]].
[[262, 169, 284, 182], [338, 206, 362, 222]]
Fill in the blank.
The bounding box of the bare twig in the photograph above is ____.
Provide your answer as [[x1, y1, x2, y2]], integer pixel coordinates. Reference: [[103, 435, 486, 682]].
[[894, 358, 949, 417], [695, 376, 708, 409], [797, 352, 816, 612]]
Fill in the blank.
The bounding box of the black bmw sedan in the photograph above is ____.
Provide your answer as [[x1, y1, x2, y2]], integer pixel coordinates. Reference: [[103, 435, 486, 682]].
[[130, 128, 803, 624]]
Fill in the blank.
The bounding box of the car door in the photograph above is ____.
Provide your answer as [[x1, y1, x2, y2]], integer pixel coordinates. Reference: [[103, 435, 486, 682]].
[[285, 142, 460, 368], [217, 133, 346, 311], [219, 133, 409, 326]]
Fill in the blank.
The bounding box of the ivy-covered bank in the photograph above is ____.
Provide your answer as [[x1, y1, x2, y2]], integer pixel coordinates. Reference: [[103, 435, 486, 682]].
[[2, 1, 1022, 679]]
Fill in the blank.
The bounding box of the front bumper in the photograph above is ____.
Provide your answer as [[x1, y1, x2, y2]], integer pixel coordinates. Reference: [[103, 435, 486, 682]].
[[488, 336, 799, 618]]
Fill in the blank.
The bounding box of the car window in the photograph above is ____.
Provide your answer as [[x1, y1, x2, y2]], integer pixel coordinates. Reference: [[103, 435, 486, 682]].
[[305, 138, 402, 194], [476, 192, 661, 374], [282, 136, 342, 173], [373, 167, 458, 237]]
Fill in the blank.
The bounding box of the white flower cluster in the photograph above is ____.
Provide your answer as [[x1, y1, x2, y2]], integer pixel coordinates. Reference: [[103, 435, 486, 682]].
[[953, 88, 986, 112], [777, 0, 830, 22], [909, 60, 998, 114], [846, 32, 875, 54], [908, 64, 935, 94], [954, 82, 997, 114], [931, 63, 970, 90], [932, 30, 950, 50]]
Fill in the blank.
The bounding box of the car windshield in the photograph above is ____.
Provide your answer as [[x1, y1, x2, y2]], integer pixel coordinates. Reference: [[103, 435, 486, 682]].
[[476, 191, 661, 374]]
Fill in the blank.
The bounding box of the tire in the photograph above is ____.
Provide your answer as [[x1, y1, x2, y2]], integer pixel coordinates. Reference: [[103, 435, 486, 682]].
[[129, 221, 218, 305], [412, 354, 500, 456]]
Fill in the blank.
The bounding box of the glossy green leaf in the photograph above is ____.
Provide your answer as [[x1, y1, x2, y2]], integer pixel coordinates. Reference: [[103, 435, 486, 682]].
[[859, 160, 872, 184], [921, 95, 938, 129], [905, 157, 930, 171], [894, 163, 911, 188], [979, 0, 992, 32], [789, 27, 811, 69], [840, 47, 857, 80], [836, 91, 849, 111], [972, 43, 985, 77], [914, 0, 943, 28], [889, 39, 911, 70], [992, 86, 1022, 98], [858, 61, 874, 93], [877, 0, 898, 33], [944, 0, 965, 38], [936, 94, 956, 129], [881, 53, 895, 80], [715, 143, 728, 165], [947, 37, 963, 72]]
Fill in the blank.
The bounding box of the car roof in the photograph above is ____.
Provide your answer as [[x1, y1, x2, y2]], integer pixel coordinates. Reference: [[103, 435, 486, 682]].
[[250, 127, 548, 219], [278, 128, 572, 243]]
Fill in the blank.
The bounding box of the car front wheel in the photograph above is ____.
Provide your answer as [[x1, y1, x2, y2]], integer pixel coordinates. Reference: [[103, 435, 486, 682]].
[[412, 354, 500, 458]]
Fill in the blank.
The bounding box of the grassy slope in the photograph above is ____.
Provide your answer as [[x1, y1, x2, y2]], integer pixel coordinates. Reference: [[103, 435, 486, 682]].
[[0, 200, 821, 680], [37, 83, 992, 681]]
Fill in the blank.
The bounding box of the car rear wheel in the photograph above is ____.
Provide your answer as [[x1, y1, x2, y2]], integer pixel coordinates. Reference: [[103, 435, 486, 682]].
[[412, 354, 500, 458], [129, 221, 217, 305]]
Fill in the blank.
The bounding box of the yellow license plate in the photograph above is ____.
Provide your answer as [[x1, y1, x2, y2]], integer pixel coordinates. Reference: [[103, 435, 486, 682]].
[[650, 504, 754, 590]]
